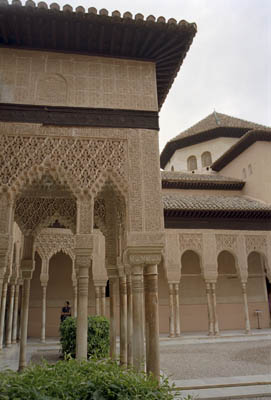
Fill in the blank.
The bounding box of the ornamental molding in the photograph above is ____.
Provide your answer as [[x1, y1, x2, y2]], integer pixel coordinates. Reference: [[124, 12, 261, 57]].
[[179, 233, 202, 253], [34, 228, 75, 262]]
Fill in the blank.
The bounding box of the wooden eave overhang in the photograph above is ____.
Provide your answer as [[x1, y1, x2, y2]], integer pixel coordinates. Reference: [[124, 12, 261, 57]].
[[164, 208, 271, 219], [212, 129, 271, 171], [0, 1, 197, 110], [160, 127, 248, 169], [162, 179, 245, 190]]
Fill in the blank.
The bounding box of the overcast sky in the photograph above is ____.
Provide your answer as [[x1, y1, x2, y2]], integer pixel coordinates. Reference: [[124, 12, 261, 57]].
[[30, 0, 271, 152]]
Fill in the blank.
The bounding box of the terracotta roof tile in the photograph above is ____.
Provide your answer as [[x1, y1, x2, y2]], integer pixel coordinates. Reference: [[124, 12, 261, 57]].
[[163, 193, 271, 211]]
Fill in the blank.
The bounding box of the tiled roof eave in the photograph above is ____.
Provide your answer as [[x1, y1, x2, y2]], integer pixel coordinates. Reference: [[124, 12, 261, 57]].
[[161, 180, 245, 190], [164, 208, 271, 218]]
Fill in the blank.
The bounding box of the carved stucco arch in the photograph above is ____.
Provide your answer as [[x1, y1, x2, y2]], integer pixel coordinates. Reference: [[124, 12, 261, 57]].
[[179, 233, 203, 278], [216, 249, 242, 281], [247, 250, 271, 282], [180, 248, 204, 278]]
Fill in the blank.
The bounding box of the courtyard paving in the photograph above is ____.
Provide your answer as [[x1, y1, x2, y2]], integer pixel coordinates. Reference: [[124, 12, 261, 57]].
[[1, 330, 271, 399]]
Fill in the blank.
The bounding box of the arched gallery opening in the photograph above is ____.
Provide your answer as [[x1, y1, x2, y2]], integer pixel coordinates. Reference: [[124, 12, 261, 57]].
[[180, 250, 208, 332], [216, 250, 243, 330], [247, 251, 270, 329]]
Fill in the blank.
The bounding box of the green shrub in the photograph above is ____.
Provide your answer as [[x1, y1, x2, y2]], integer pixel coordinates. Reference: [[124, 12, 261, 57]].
[[0, 359, 178, 399], [59, 316, 110, 359]]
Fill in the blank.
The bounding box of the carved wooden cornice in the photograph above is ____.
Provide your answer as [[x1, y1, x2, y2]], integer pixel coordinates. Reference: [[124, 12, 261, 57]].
[[0, 103, 159, 130]]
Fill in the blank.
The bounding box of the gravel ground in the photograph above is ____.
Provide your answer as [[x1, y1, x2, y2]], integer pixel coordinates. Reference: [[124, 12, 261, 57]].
[[160, 340, 271, 380]]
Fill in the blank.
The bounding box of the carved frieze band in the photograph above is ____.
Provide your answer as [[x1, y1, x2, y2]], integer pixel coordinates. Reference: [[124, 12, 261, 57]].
[[0, 103, 159, 131]]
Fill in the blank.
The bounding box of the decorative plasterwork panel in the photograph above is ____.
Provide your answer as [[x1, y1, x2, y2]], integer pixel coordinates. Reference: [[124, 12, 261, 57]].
[[179, 233, 202, 253], [0, 134, 127, 196], [216, 234, 238, 254], [245, 235, 267, 255], [35, 228, 75, 263], [15, 197, 76, 235]]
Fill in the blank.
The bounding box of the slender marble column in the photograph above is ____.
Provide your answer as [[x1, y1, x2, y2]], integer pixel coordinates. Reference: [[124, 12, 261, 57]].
[[126, 273, 133, 366], [206, 282, 214, 336], [132, 265, 144, 371], [18, 278, 31, 371], [211, 283, 219, 336], [12, 284, 19, 344], [73, 283, 78, 318], [242, 282, 251, 334], [144, 264, 160, 379], [174, 283, 181, 337], [109, 277, 118, 359], [101, 286, 106, 317], [119, 275, 128, 366], [168, 283, 175, 338], [76, 260, 89, 360], [6, 283, 15, 347], [95, 286, 101, 315], [41, 285, 47, 343], [0, 282, 8, 350]]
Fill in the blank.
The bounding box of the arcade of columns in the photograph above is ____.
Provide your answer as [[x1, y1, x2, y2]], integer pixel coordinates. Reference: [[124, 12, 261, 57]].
[[165, 231, 271, 337]]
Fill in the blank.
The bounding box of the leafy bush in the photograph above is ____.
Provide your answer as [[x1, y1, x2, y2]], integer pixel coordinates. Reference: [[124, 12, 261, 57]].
[[59, 316, 110, 359], [0, 359, 179, 400]]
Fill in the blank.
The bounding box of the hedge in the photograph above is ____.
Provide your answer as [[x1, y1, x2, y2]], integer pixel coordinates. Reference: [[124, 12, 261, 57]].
[[0, 359, 179, 399], [59, 316, 109, 359]]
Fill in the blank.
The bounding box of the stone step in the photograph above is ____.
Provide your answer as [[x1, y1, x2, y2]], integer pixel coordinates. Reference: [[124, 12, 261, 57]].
[[173, 375, 271, 400]]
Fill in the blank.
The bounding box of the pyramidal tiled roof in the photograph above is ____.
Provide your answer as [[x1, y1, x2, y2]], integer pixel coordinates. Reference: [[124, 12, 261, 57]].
[[169, 112, 267, 142], [160, 111, 270, 169]]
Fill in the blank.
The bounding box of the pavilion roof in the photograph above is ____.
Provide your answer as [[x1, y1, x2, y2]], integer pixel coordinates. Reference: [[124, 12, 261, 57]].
[[0, 0, 197, 110], [160, 112, 269, 168]]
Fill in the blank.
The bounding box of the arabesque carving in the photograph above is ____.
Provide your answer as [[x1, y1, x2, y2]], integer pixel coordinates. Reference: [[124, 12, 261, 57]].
[[179, 233, 202, 253], [0, 134, 127, 196], [15, 197, 76, 235], [34, 228, 75, 262], [245, 235, 267, 255], [216, 234, 238, 253]]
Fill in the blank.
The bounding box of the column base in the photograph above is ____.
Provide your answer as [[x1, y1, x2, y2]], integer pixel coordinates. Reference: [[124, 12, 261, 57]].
[[208, 332, 214, 336], [214, 332, 220, 336], [176, 333, 181, 337], [245, 329, 251, 335], [11, 340, 17, 344], [168, 334, 176, 338]]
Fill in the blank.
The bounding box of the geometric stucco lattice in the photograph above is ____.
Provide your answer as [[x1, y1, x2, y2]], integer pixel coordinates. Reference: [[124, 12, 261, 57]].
[[179, 233, 202, 254], [0, 134, 127, 195], [15, 197, 76, 235], [216, 234, 238, 253], [245, 235, 267, 255]]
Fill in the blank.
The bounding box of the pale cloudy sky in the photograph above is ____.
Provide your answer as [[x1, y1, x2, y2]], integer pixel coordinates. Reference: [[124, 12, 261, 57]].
[[31, 0, 271, 152]]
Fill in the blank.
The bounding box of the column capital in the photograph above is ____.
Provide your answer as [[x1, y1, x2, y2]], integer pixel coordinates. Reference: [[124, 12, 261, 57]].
[[125, 246, 163, 266], [75, 234, 94, 254]]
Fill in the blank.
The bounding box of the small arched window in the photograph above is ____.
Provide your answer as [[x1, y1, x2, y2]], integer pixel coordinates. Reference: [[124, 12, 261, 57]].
[[248, 164, 253, 175], [171, 165, 174, 171], [187, 155, 197, 171], [201, 151, 212, 167]]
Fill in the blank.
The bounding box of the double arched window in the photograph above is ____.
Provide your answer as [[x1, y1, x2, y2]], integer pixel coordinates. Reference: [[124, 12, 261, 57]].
[[187, 155, 197, 171], [201, 151, 212, 167]]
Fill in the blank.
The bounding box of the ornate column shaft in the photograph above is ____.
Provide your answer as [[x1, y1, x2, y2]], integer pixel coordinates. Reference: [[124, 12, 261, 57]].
[[95, 286, 101, 315], [211, 282, 219, 336], [6, 283, 15, 347], [126, 273, 133, 366], [100, 286, 106, 316], [131, 264, 144, 371], [109, 276, 118, 359], [119, 275, 128, 366], [0, 281, 8, 350], [18, 275, 31, 371], [168, 283, 175, 338], [144, 264, 160, 379], [242, 282, 251, 334], [174, 283, 181, 337], [76, 253, 91, 360], [12, 283, 19, 344], [41, 284, 47, 343], [206, 282, 214, 336]]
